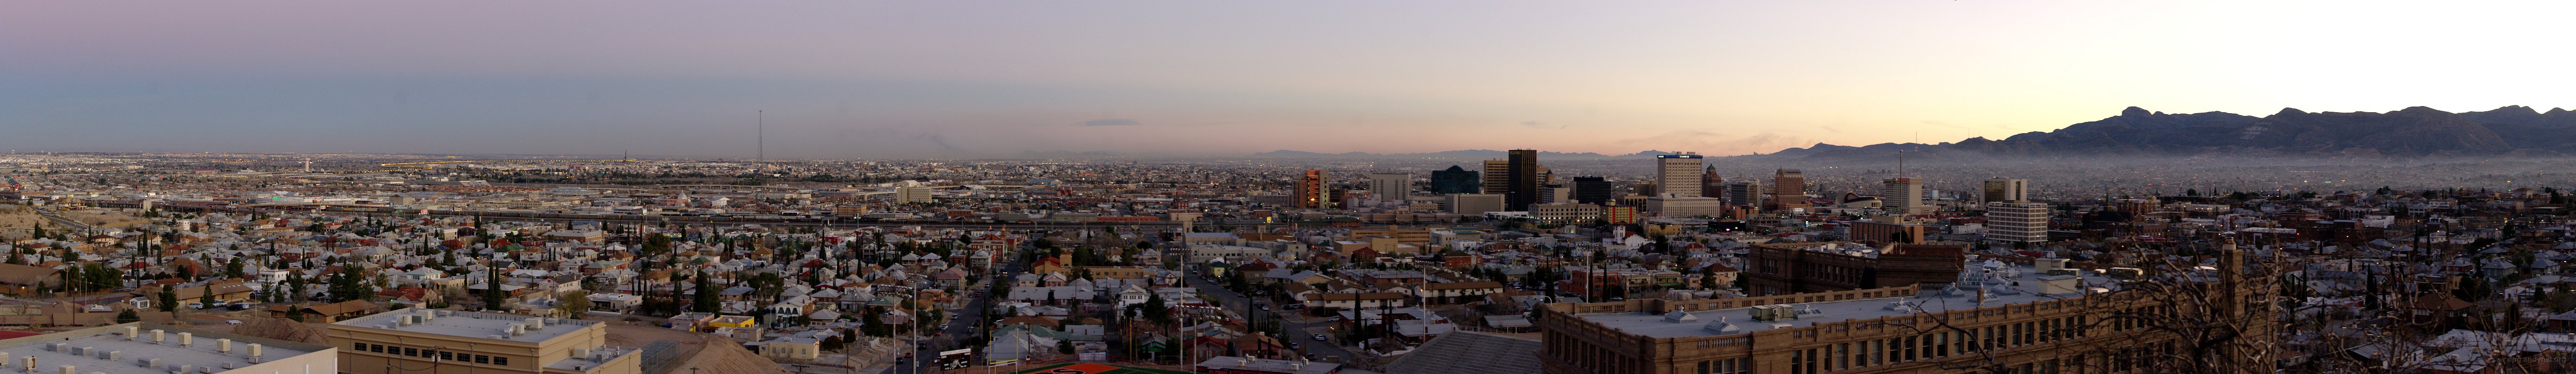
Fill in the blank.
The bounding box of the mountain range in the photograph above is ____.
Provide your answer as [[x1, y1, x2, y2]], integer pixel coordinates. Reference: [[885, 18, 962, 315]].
[[1765, 105, 2576, 159], [1250, 149, 1685, 159]]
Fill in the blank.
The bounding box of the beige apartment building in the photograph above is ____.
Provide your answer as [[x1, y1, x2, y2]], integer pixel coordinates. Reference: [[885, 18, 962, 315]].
[[1539, 240, 2279, 374], [327, 309, 641, 374]]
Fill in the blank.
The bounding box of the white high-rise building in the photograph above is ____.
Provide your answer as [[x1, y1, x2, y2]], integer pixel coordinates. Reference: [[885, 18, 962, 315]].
[[1368, 173, 1413, 203], [1985, 201, 2051, 245], [1654, 153, 1705, 197], [1880, 178, 1928, 215]]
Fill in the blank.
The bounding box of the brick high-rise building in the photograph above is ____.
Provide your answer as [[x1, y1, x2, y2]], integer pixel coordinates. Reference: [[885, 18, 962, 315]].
[[1700, 166, 1724, 198], [1770, 169, 1808, 210]]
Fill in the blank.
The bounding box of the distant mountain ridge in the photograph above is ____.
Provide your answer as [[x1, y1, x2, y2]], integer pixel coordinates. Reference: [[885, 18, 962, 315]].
[[1770, 105, 2576, 159], [1251, 149, 1683, 159]]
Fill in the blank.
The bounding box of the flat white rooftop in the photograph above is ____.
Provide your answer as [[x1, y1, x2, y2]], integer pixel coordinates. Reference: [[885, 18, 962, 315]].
[[0, 323, 328, 374], [332, 308, 599, 343]]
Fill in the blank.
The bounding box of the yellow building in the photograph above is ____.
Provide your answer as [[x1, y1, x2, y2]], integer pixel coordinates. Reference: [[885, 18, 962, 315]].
[[328, 309, 643, 374]]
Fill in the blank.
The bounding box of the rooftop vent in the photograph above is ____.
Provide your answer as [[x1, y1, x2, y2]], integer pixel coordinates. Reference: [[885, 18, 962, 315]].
[[135, 359, 157, 368], [1662, 310, 1698, 323], [1702, 317, 1742, 333]]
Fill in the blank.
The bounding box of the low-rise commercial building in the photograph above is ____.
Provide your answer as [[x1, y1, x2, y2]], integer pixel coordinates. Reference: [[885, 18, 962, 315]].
[[326, 309, 642, 374]]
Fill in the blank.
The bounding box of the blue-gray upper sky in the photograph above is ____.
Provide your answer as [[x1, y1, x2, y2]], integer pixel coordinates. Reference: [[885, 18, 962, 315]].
[[7, 1, 2574, 158]]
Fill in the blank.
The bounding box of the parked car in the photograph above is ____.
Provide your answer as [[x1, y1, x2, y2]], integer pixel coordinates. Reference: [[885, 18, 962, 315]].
[[1311, 334, 1328, 341], [224, 320, 242, 324]]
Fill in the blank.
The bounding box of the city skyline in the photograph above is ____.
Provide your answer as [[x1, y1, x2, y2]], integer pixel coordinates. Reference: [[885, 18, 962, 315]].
[[10, 1, 2576, 158]]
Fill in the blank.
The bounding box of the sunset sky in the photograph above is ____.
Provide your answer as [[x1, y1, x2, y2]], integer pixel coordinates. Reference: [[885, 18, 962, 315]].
[[7, 1, 2575, 158]]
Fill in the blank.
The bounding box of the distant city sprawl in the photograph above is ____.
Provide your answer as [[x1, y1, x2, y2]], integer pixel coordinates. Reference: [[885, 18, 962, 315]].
[[0, 151, 2570, 374]]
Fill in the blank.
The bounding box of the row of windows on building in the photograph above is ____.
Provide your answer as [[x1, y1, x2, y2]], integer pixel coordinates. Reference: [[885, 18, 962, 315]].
[[353, 343, 509, 366], [1781, 315, 2092, 374]]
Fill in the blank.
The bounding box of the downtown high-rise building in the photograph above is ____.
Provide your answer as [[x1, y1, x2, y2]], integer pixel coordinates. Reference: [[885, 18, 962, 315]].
[[1983, 177, 2047, 245], [1507, 150, 1542, 211], [1982, 177, 2029, 204], [1770, 168, 1808, 210], [1368, 173, 1413, 203], [1654, 152, 1704, 197], [1699, 166, 1724, 198], [1430, 165, 1481, 194], [1725, 180, 1763, 207], [1570, 176, 1614, 204], [1880, 178, 1928, 215], [1482, 159, 1510, 194], [1293, 169, 1329, 209]]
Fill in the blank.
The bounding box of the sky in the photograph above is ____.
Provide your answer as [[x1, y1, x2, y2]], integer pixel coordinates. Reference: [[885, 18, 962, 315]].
[[7, 1, 2576, 158]]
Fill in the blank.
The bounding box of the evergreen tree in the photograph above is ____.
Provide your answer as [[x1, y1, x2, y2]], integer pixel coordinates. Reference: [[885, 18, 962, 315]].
[[115, 309, 139, 324], [690, 275, 719, 312], [156, 290, 177, 312], [484, 267, 506, 310]]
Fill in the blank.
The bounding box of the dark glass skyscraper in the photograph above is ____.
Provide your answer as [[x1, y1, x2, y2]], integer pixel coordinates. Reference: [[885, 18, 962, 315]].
[[1571, 176, 1613, 204], [1506, 149, 1540, 210], [1430, 165, 1481, 194]]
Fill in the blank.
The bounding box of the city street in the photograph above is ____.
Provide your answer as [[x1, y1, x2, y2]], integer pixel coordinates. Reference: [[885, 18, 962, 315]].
[[888, 258, 1016, 374]]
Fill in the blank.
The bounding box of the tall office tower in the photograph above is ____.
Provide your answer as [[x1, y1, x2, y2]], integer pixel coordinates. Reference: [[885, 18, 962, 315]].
[[1482, 159, 1511, 194], [1985, 201, 2052, 245], [1880, 178, 1928, 215], [1430, 165, 1482, 194], [1506, 150, 1541, 210], [1770, 168, 1808, 210], [1368, 173, 1413, 203], [1654, 152, 1705, 197], [1293, 169, 1329, 209], [1570, 176, 1614, 204], [1982, 177, 2029, 204], [1724, 181, 1763, 207], [1699, 166, 1724, 198]]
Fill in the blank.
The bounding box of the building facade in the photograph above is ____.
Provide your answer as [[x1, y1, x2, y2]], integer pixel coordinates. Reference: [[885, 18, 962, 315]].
[[1368, 173, 1413, 203], [1538, 241, 2279, 374], [1654, 153, 1704, 198], [1699, 166, 1724, 199], [1771, 169, 1808, 210], [1445, 194, 1504, 216], [1430, 165, 1481, 194], [1294, 170, 1329, 209], [1507, 150, 1542, 211], [1984, 202, 2052, 245], [327, 309, 643, 374], [1981, 178, 2028, 204], [1879, 178, 1927, 216]]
